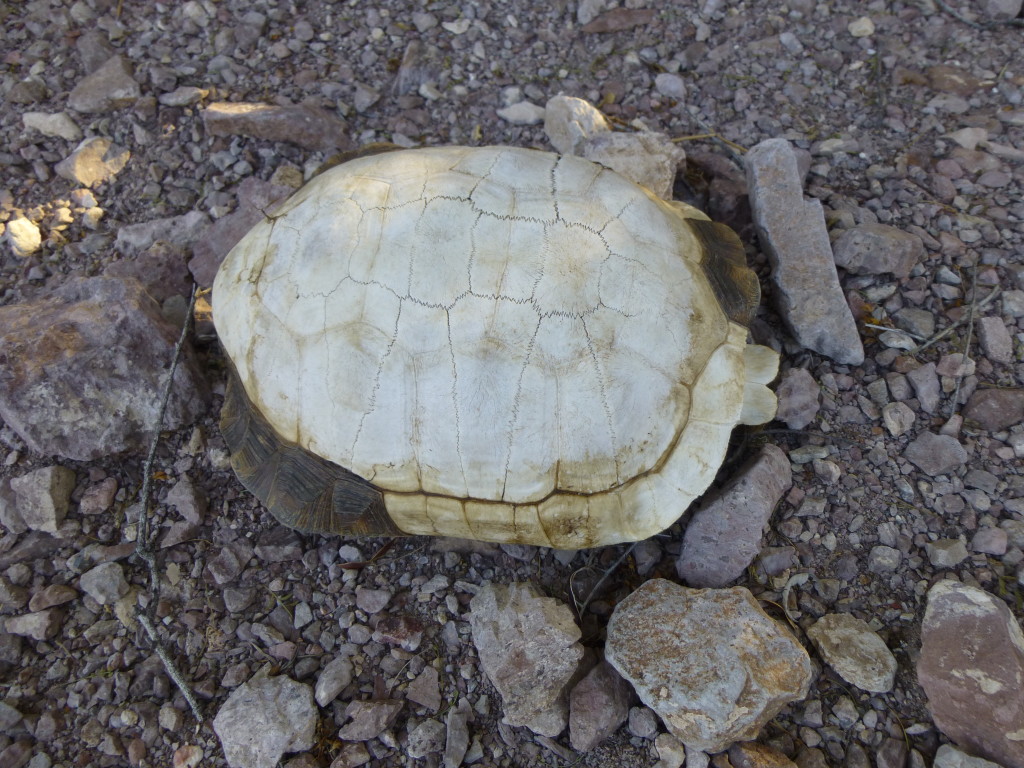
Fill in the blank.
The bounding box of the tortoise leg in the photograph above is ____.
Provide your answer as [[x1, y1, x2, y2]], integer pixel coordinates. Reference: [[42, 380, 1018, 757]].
[[220, 362, 405, 537]]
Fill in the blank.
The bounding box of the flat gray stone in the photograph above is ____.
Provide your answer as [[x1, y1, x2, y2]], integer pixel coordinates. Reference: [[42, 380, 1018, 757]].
[[569, 661, 633, 752], [745, 138, 864, 365], [79, 562, 129, 605], [774, 367, 820, 429], [10, 466, 75, 533], [55, 137, 130, 188], [677, 444, 792, 587], [202, 101, 351, 151], [68, 55, 140, 113], [903, 432, 967, 476], [213, 675, 316, 768], [832, 223, 924, 278]]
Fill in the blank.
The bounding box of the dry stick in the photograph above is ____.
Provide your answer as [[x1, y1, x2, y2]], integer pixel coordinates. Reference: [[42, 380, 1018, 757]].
[[948, 264, 982, 418], [133, 285, 204, 723]]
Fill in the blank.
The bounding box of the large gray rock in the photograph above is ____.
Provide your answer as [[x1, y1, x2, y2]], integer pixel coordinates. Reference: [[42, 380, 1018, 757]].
[[468, 583, 583, 737], [831, 223, 924, 279], [213, 675, 316, 768], [918, 580, 1024, 768], [963, 388, 1024, 431], [677, 444, 792, 587], [9, 466, 75, 533], [54, 137, 130, 188], [605, 579, 812, 753], [806, 613, 897, 693], [745, 138, 864, 365], [544, 94, 610, 155], [903, 432, 968, 476], [0, 277, 209, 461]]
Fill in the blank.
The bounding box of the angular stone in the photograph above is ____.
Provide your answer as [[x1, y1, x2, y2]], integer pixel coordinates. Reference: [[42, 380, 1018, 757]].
[[3, 608, 63, 640], [882, 402, 916, 437], [115, 211, 211, 255], [315, 656, 353, 706], [745, 139, 864, 365], [774, 367, 820, 430], [23, 111, 82, 141], [165, 476, 207, 524], [544, 94, 610, 156], [934, 744, 1006, 768], [80, 562, 130, 605], [0, 277, 209, 461], [28, 584, 78, 612], [926, 538, 969, 568], [202, 102, 350, 151], [729, 742, 799, 768], [354, 586, 391, 614], [406, 666, 441, 711], [918, 581, 1024, 768], [407, 719, 445, 759], [582, 131, 686, 199], [903, 432, 967, 476], [569, 661, 633, 751], [832, 223, 924, 279], [55, 137, 130, 188], [677, 444, 792, 588], [907, 363, 941, 414], [443, 698, 471, 768], [68, 56, 141, 113], [977, 316, 1014, 364], [469, 583, 583, 737], [806, 613, 897, 692], [605, 580, 812, 753], [10, 466, 75, 533], [337, 699, 403, 741], [372, 614, 424, 652], [963, 388, 1024, 431], [496, 101, 546, 125], [213, 676, 316, 768]]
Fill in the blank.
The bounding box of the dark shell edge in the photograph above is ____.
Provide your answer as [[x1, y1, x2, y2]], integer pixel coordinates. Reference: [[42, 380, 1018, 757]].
[[685, 217, 761, 327], [220, 359, 405, 538]]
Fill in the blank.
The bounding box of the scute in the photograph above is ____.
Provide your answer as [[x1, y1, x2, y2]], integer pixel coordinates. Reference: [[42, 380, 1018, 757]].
[[214, 145, 778, 548]]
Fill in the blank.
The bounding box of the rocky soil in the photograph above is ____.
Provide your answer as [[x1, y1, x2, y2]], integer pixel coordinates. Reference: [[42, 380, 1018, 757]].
[[1, 1, 1024, 767]]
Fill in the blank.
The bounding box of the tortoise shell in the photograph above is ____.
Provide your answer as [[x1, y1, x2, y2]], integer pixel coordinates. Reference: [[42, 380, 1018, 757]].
[[214, 146, 778, 549]]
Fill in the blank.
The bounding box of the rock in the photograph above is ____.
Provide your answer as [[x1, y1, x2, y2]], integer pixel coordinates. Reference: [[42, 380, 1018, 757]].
[[0, 577, 29, 608], [963, 388, 1024, 431], [581, 8, 656, 33], [79, 562, 130, 605], [918, 581, 1024, 768], [3, 609, 63, 640], [314, 656, 353, 706], [68, 56, 141, 113], [407, 719, 446, 758], [831, 223, 923, 279], [188, 177, 296, 286], [745, 139, 864, 365], [337, 699, 403, 741], [582, 130, 686, 199], [9, 466, 75, 533], [605, 580, 812, 753], [907, 363, 941, 414], [328, 742, 371, 768], [933, 744, 1006, 768], [903, 432, 967, 476], [0, 741, 32, 768], [926, 538, 969, 568], [569, 661, 633, 751], [496, 100, 546, 125], [28, 584, 78, 611], [79, 477, 118, 515], [115, 211, 210, 255], [4, 217, 42, 258], [354, 586, 391, 614], [443, 698, 471, 768], [628, 706, 658, 739], [0, 277, 209, 461], [774, 368, 820, 429], [729, 742, 800, 768], [406, 666, 441, 711], [212, 676, 316, 768], [655, 732, 687, 768], [677, 444, 792, 587], [202, 102, 350, 151], [468, 582, 583, 737], [972, 527, 1007, 556], [848, 16, 875, 36], [54, 137, 130, 188], [0, 701, 22, 733], [106, 241, 194, 304], [977, 316, 1014, 365], [544, 94, 610, 155], [882, 402, 916, 437], [22, 112, 82, 141], [868, 545, 902, 573], [654, 72, 687, 101], [806, 613, 897, 692], [372, 614, 424, 652], [164, 476, 207, 524], [981, 0, 1024, 18]]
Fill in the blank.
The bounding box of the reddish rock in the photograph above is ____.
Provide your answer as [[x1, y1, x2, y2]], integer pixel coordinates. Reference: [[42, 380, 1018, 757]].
[[918, 580, 1024, 768], [963, 388, 1024, 431], [202, 102, 351, 151]]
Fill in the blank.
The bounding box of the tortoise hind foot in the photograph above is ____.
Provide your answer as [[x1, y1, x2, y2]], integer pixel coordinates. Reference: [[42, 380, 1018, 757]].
[[220, 362, 405, 537]]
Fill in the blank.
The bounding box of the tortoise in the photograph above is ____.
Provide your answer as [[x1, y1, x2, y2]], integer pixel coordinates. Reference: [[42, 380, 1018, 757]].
[[213, 145, 779, 549]]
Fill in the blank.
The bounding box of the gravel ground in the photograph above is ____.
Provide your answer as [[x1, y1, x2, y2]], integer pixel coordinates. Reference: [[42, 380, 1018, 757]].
[[1, 1, 1024, 767]]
